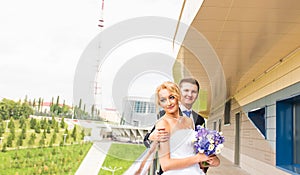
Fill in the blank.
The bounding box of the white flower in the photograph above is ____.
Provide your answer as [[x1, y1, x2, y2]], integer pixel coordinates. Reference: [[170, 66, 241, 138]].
[[215, 144, 224, 154], [215, 147, 221, 154], [198, 149, 204, 153], [208, 144, 215, 151]]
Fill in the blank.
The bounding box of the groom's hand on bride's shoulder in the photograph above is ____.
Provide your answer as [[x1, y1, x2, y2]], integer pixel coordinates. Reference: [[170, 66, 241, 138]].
[[149, 128, 170, 142]]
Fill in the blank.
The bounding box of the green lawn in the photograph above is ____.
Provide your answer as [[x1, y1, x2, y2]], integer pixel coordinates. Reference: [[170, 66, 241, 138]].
[[0, 117, 93, 174], [0, 142, 92, 175], [99, 143, 146, 175]]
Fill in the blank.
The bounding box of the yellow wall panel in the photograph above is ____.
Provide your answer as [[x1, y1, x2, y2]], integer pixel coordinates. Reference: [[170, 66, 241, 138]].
[[235, 52, 300, 106]]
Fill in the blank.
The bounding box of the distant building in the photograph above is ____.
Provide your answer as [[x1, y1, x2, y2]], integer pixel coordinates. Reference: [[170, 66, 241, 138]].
[[100, 108, 121, 123], [121, 96, 157, 127]]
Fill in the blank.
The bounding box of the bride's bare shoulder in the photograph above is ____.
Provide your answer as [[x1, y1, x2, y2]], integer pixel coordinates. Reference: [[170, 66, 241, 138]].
[[156, 116, 170, 130]]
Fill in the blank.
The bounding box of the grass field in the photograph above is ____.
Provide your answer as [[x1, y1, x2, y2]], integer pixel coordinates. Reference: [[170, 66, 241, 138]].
[[99, 143, 146, 175], [0, 117, 93, 174], [0, 142, 92, 175]]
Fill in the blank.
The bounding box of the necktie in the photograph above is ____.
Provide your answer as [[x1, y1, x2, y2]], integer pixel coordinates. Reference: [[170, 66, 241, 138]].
[[183, 110, 191, 117]]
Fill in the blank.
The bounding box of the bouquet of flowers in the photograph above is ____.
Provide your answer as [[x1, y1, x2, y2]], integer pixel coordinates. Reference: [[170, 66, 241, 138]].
[[193, 125, 225, 156]]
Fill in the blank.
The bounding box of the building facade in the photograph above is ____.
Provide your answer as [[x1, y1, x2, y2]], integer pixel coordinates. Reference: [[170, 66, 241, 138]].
[[174, 1, 300, 174], [121, 96, 157, 127]]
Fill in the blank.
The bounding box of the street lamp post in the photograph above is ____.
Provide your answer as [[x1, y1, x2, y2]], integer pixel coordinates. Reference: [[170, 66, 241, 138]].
[[63, 134, 67, 146], [6, 120, 9, 132]]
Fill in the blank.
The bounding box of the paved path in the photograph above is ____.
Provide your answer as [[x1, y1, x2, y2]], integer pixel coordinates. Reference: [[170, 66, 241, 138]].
[[207, 155, 250, 175], [124, 152, 251, 175], [75, 141, 112, 175]]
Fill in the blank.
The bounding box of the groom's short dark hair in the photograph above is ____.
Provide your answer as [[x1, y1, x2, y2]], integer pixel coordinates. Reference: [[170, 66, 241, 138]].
[[179, 77, 200, 92]]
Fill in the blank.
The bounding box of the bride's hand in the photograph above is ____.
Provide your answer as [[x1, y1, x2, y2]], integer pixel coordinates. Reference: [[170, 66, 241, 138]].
[[196, 153, 209, 162]]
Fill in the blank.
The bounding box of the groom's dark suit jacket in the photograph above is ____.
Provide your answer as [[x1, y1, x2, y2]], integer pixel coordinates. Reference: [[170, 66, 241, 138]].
[[143, 108, 207, 174]]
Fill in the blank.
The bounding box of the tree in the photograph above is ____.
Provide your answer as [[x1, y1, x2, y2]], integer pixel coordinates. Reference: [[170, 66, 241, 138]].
[[6, 135, 13, 147], [47, 125, 51, 134], [60, 117, 65, 129], [91, 104, 95, 118], [71, 125, 77, 141], [56, 96, 60, 107], [32, 98, 36, 108], [51, 115, 56, 129], [0, 121, 4, 137], [54, 122, 59, 133], [8, 117, 15, 129], [30, 118, 36, 129], [10, 126, 15, 140], [24, 95, 28, 104], [41, 118, 47, 129], [20, 101, 34, 118], [51, 132, 57, 144], [2, 142, 7, 152], [42, 129, 47, 139], [78, 99, 82, 110], [35, 121, 41, 133], [61, 100, 71, 117], [0, 101, 9, 120], [39, 138, 45, 148], [64, 128, 69, 142], [28, 133, 36, 147], [81, 129, 85, 140], [21, 125, 26, 139], [19, 116, 26, 129], [37, 98, 41, 114], [0, 98, 33, 120], [16, 134, 23, 147]]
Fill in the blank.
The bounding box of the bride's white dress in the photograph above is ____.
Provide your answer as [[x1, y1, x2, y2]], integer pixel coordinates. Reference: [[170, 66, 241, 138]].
[[163, 129, 205, 175]]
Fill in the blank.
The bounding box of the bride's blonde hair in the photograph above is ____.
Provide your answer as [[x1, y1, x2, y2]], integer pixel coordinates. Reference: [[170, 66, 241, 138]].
[[155, 81, 181, 106]]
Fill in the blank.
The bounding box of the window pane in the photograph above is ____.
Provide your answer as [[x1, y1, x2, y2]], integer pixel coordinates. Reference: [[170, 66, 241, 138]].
[[224, 99, 231, 125], [248, 107, 266, 138], [294, 102, 300, 164]]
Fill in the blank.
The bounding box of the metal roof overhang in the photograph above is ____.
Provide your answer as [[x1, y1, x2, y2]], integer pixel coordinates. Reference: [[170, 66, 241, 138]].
[[177, 0, 300, 113]]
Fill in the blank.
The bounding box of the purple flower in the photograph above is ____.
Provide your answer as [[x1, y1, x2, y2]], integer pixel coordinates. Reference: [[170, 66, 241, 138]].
[[193, 125, 225, 156]]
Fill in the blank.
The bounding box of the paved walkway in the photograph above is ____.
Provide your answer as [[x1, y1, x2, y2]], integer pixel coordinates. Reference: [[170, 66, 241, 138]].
[[124, 150, 250, 175], [75, 141, 250, 175], [75, 141, 112, 175], [207, 155, 250, 175]]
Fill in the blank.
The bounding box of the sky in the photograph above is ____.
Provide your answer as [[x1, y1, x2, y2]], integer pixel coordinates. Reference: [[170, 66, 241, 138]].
[[0, 0, 101, 105], [0, 0, 201, 108]]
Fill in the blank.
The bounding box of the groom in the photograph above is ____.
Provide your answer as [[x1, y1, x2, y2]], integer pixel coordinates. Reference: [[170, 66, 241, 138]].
[[143, 78, 220, 174]]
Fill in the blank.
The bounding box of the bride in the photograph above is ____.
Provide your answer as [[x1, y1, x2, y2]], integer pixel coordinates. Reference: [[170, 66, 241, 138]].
[[154, 81, 208, 174]]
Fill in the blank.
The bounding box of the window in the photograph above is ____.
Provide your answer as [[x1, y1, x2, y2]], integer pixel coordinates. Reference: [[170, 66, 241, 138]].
[[133, 120, 139, 127], [248, 107, 266, 138], [218, 119, 222, 132], [149, 103, 156, 113], [213, 121, 217, 130], [224, 99, 231, 125], [276, 94, 300, 174], [134, 101, 140, 113], [295, 102, 300, 165]]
